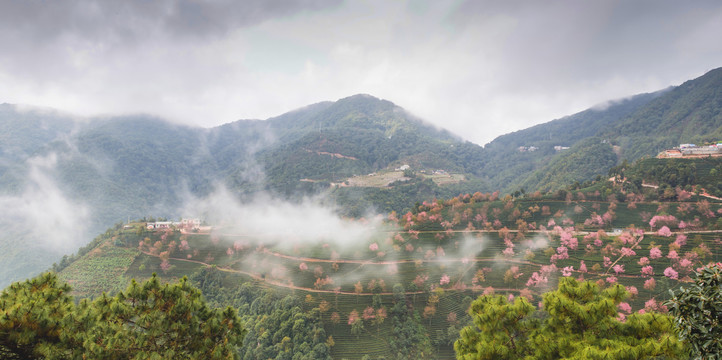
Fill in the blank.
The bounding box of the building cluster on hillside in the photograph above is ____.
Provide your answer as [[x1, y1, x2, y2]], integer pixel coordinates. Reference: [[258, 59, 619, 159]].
[[146, 218, 203, 231], [517, 145, 569, 153], [659, 143, 722, 158]]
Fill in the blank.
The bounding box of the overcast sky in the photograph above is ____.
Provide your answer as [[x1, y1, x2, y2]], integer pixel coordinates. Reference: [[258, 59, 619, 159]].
[[2, 0, 722, 145]]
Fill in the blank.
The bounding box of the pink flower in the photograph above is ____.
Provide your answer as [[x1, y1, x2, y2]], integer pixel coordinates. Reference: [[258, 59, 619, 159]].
[[674, 234, 687, 247], [562, 266, 574, 277], [299, 262, 308, 271], [678, 258, 692, 269], [618, 302, 632, 314], [594, 238, 603, 247], [507, 293, 515, 302], [369, 243, 379, 251], [550, 246, 569, 263], [644, 278, 656, 290], [579, 260, 588, 273], [603, 256, 612, 267], [620, 247, 636, 257], [526, 272, 548, 287], [613, 264, 625, 274], [606, 276, 617, 283], [638, 257, 650, 266], [641, 265, 654, 277], [502, 247, 515, 257], [663, 267, 679, 280], [348, 310, 359, 325], [657, 226, 672, 237], [644, 298, 658, 311], [179, 240, 190, 251], [616, 312, 626, 322], [667, 250, 679, 260], [649, 247, 662, 259], [625, 286, 638, 296], [440, 274, 450, 285]]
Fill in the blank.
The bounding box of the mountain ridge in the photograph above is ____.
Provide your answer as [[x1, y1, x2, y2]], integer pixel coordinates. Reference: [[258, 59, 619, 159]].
[[3, 66, 722, 287]]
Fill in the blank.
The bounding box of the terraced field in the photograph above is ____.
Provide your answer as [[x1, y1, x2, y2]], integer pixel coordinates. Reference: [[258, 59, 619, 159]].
[[59, 195, 722, 359]]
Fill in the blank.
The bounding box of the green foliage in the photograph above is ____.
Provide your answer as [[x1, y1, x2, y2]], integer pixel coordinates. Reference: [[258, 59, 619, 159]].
[[515, 137, 618, 193], [389, 284, 434, 359], [456, 278, 687, 360], [625, 157, 722, 197], [455, 295, 536, 359], [666, 263, 722, 359], [228, 285, 332, 360], [0, 272, 244, 359], [0, 273, 72, 359]]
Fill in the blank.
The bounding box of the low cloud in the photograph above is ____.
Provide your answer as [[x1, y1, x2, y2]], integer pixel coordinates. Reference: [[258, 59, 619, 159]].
[[0, 153, 89, 252], [179, 186, 388, 249]]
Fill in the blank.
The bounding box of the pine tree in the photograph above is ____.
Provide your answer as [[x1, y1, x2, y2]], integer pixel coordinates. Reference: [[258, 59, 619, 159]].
[[1, 273, 245, 359], [0, 273, 72, 359], [455, 278, 687, 359]]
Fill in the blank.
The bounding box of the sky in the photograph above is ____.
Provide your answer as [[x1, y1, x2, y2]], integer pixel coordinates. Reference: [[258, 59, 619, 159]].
[[2, 0, 722, 145]]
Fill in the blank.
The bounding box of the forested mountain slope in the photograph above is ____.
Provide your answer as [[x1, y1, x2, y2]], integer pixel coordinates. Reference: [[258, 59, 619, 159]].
[[483, 67, 722, 193], [3, 66, 722, 287], [0, 95, 487, 287]]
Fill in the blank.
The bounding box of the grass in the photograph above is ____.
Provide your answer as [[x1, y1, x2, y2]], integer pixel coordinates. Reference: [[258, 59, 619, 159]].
[[58, 241, 139, 298]]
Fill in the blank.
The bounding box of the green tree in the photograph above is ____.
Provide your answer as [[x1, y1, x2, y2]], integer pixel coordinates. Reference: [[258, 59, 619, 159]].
[[454, 294, 535, 359], [59, 274, 245, 359], [0, 273, 72, 359], [455, 278, 687, 360], [389, 284, 433, 359], [1, 273, 245, 359], [666, 262, 722, 359]]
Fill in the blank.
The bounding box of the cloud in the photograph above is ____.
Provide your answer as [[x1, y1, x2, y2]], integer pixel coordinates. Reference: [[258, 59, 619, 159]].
[[1, 0, 722, 146], [0, 0, 343, 42], [179, 186, 387, 249], [0, 153, 90, 252]]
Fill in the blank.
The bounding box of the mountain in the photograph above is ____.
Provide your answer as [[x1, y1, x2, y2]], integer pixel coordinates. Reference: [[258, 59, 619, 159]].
[[606, 67, 722, 160], [3, 65, 722, 287], [482, 67, 722, 193], [50, 178, 722, 358], [0, 95, 488, 287]]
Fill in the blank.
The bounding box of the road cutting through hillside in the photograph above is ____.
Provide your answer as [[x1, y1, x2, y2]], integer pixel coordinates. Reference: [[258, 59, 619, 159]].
[[139, 247, 663, 297], [140, 250, 537, 295]]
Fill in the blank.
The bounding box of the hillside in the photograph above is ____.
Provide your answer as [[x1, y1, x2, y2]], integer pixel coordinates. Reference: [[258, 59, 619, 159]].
[[0, 95, 488, 288], [4, 65, 722, 288], [480, 92, 661, 192], [607, 67, 722, 160], [54, 185, 722, 359], [482, 67, 722, 193]]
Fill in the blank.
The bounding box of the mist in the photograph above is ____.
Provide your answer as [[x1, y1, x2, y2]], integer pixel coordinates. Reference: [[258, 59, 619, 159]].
[[180, 186, 389, 250], [0, 152, 90, 288]]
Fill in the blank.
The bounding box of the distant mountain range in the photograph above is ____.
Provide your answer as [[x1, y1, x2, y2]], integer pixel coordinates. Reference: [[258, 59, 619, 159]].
[[2, 66, 722, 287]]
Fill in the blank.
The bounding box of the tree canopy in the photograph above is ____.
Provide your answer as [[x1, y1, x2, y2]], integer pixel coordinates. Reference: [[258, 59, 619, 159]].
[[0, 272, 245, 359], [666, 262, 722, 359], [455, 277, 687, 360]]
